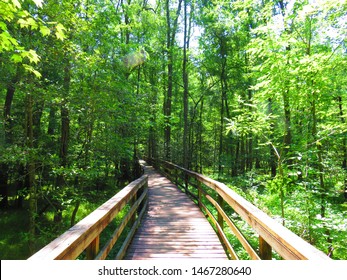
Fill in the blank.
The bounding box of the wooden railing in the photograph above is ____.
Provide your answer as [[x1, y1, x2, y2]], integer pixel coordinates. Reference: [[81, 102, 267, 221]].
[[28, 175, 148, 260], [149, 158, 330, 260]]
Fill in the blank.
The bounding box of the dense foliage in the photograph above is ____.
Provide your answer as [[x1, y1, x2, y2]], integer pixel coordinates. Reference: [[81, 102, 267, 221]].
[[0, 0, 346, 259]]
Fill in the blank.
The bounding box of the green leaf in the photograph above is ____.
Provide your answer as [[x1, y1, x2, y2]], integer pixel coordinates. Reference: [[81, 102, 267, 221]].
[[40, 25, 51, 36], [11, 53, 22, 63], [21, 49, 40, 64], [23, 64, 42, 78], [55, 23, 66, 41], [32, 0, 43, 8], [0, 22, 7, 31], [17, 17, 38, 29], [12, 0, 21, 9], [0, 31, 18, 51]]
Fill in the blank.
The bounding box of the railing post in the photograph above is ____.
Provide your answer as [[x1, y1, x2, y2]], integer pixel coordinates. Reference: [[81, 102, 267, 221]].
[[175, 168, 178, 186], [140, 178, 148, 214], [130, 192, 138, 225], [259, 236, 272, 260], [86, 236, 100, 260], [217, 194, 224, 231], [184, 173, 189, 194], [197, 181, 202, 209]]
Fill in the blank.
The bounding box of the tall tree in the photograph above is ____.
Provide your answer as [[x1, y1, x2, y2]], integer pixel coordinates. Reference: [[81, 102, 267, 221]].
[[164, 0, 183, 160]]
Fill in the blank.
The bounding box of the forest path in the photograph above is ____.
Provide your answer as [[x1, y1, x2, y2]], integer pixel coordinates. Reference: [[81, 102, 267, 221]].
[[124, 164, 228, 259]]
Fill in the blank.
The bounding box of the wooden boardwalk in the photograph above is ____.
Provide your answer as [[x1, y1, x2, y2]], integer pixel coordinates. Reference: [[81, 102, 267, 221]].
[[125, 165, 228, 259]]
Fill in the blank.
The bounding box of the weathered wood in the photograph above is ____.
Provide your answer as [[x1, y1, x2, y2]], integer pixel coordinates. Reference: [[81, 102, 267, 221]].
[[95, 189, 148, 260], [201, 201, 238, 260], [28, 175, 148, 260], [86, 236, 100, 260], [156, 159, 330, 260], [116, 199, 147, 260], [125, 166, 228, 260], [259, 236, 272, 260], [197, 181, 202, 209], [217, 194, 224, 231], [205, 194, 260, 260]]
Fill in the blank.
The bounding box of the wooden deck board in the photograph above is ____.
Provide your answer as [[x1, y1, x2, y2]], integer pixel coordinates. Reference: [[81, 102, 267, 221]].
[[124, 165, 228, 260]]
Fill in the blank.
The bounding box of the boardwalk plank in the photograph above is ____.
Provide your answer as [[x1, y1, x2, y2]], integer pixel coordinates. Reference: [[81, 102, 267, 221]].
[[124, 165, 228, 260]]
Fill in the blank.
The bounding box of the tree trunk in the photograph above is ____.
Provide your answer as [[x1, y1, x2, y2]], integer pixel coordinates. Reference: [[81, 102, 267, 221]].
[[283, 88, 292, 157], [60, 64, 71, 170], [148, 73, 158, 160], [278, 0, 292, 160], [0, 70, 20, 208], [268, 98, 277, 177], [55, 61, 71, 222], [70, 200, 80, 227], [182, 0, 189, 169], [218, 93, 224, 177], [338, 96, 347, 200], [26, 93, 37, 254], [218, 33, 228, 177], [164, 0, 183, 160], [198, 97, 204, 173], [0, 165, 9, 209]]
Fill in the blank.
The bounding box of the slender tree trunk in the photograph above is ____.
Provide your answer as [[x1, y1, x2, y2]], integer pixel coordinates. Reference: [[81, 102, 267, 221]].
[[278, 0, 293, 159], [70, 200, 80, 227], [240, 137, 246, 174], [164, 0, 182, 160], [218, 33, 228, 177], [1, 70, 20, 208], [122, 0, 131, 45], [182, 0, 189, 169], [26, 93, 37, 254], [268, 98, 277, 177], [55, 61, 71, 222], [60, 65, 71, 170], [233, 140, 239, 176], [164, 0, 173, 161], [148, 73, 158, 160], [338, 96, 347, 200], [198, 97, 204, 173], [218, 93, 224, 177], [213, 121, 218, 173], [0, 170, 9, 209], [283, 88, 292, 154]]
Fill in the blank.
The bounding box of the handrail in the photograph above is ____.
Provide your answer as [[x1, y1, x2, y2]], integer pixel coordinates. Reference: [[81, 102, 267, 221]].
[[149, 158, 330, 260], [28, 175, 148, 260]]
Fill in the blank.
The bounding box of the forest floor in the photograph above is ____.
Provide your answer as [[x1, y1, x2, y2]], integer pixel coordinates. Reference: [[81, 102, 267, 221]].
[[0, 209, 31, 259]]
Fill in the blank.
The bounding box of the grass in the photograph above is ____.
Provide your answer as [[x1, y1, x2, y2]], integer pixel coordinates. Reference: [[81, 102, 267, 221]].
[[0, 209, 31, 259]]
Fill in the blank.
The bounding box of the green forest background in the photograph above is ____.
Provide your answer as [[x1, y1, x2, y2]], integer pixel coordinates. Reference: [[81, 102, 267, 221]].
[[0, 0, 346, 259]]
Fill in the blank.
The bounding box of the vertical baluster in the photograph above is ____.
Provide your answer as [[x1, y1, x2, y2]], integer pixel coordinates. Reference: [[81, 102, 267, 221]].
[[86, 236, 100, 260], [259, 236, 272, 260], [197, 181, 202, 209], [175, 168, 178, 186], [130, 192, 137, 225], [184, 173, 189, 194], [140, 178, 148, 214], [217, 194, 224, 231]]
